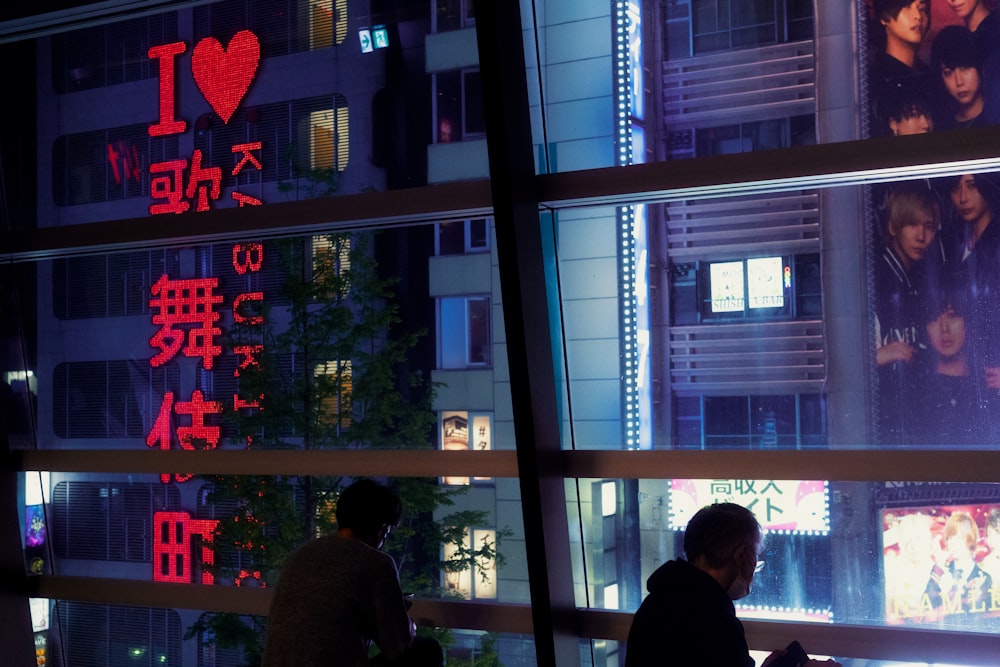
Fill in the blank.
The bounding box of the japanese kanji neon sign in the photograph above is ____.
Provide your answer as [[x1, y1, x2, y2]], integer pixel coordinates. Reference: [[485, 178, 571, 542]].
[[146, 242, 266, 483], [107, 140, 142, 185], [147, 30, 263, 215], [152, 511, 217, 584]]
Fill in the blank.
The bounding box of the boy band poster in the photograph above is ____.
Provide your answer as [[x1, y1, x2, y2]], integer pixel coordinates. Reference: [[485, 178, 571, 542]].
[[882, 504, 1000, 626], [864, 0, 1000, 444]]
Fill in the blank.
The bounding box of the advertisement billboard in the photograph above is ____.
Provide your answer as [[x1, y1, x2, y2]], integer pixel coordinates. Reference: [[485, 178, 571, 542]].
[[862, 0, 1000, 444], [882, 503, 1000, 627]]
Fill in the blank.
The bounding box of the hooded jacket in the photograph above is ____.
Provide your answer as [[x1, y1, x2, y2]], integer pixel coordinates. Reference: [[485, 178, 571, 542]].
[[624, 559, 754, 667]]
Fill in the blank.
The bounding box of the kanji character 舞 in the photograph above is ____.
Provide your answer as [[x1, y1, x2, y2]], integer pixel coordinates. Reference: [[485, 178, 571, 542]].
[[148, 274, 223, 369]]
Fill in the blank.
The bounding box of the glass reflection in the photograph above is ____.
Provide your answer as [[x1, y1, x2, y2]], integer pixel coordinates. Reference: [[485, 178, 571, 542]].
[[576, 479, 1000, 636]]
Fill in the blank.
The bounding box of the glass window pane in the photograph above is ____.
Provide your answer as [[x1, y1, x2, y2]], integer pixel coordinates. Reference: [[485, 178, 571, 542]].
[[7, 0, 1000, 664], [439, 297, 467, 368], [575, 478, 1000, 637]]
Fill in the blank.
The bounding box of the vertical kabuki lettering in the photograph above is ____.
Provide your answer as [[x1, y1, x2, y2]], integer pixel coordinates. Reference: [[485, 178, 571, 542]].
[[233, 292, 265, 325], [234, 393, 263, 410], [233, 345, 264, 376], [147, 41, 188, 137], [232, 243, 264, 275]]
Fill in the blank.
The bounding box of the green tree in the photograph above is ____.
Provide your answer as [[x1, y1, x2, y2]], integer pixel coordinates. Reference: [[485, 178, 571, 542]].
[[186, 230, 508, 666]]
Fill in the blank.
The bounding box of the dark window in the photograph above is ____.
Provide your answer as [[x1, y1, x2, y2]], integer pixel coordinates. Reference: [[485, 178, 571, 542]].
[[53, 125, 179, 206], [434, 0, 476, 32], [434, 69, 484, 143], [51, 14, 177, 93], [692, 0, 813, 55], [52, 481, 180, 561], [54, 602, 181, 667], [194, 0, 301, 59], [680, 394, 826, 448], [437, 219, 490, 255], [697, 116, 814, 157], [794, 253, 822, 317], [195, 613, 258, 667], [53, 250, 181, 320], [53, 361, 179, 439]]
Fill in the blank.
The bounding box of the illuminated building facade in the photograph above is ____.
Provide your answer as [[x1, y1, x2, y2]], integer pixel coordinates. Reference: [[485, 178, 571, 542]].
[[4, 0, 1000, 666]]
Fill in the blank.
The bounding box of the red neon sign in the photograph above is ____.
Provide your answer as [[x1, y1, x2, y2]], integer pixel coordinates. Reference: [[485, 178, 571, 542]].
[[148, 41, 187, 137], [145, 390, 223, 484], [147, 31, 263, 215], [152, 511, 217, 584], [107, 140, 142, 185], [148, 275, 223, 369], [191, 30, 260, 124], [145, 242, 267, 482]]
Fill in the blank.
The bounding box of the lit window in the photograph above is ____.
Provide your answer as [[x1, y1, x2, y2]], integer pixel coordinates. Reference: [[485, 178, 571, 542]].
[[702, 256, 793, 320], [314, 360, 352, 429], [443, 528, 498, 599], [308, 0, 347, 49], [440, 411, 493, 485], [311, 235, 351, 296], [438, 297, 491, 368], [310, 105, 349, 172]]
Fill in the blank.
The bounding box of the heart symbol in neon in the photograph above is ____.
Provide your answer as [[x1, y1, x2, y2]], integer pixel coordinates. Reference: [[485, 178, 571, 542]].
[[192, 30, 260, 124]]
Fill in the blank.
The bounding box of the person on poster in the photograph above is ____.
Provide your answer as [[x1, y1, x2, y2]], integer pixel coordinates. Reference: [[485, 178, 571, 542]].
[[869, 0, 934, 136], [940, 173, 1000, 380], [944, 0, 1000, 66], [929, 25, 995, 129], [884, 512, 942, 621], [925, 511, 993, 619], [874, 181, 942, 443], [909, 285, 997, 444], [979, 508, 1000, 583], [624, 503, 840, 667], [886, 84, 937, 135], [262, 479, 443, 667]]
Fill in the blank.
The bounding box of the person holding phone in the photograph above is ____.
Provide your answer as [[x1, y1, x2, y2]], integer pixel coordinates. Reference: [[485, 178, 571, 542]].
[[624, 503, 841, 667]]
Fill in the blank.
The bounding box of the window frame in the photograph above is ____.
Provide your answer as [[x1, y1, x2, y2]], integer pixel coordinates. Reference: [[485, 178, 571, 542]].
[[437, 295, 492, 369], [9, 0, 1000, 665], [435, 218, 491, 255]]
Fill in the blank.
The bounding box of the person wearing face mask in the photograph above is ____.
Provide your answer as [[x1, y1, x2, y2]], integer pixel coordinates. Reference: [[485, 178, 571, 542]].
[[624, 503, 841, 667], [262, 478, 443, 667]]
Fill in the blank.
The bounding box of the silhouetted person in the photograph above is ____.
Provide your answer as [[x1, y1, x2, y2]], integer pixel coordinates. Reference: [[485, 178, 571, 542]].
[[262, 478, 443, 667], [625, 503, 841, 667]]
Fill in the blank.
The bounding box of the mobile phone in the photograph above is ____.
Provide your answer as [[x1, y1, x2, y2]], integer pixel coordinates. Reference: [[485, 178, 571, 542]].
[[769, 641, 809, 667]]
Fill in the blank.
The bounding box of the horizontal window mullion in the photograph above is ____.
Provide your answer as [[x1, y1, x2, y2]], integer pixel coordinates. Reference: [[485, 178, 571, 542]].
[[30, 575, 1000, 665], [579, 608, 1000, 666], [9, 128, 1000, 264], [537, 125, 1000, 210], [561, 449, 1000, 483], [14, 448, 519, 478], [16, 449, 1000, 483], [30, 575, 536, 632], [0, 180, 494, 263]]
